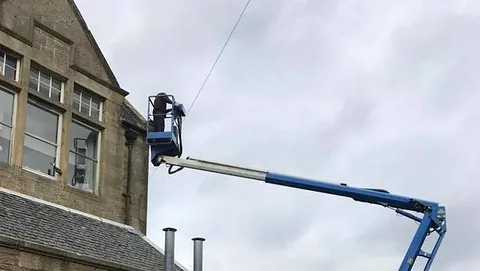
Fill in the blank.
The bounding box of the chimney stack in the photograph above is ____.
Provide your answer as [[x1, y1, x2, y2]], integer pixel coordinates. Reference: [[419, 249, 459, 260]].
[[163, 227, 177, 271], [192, 237, 205, 271]]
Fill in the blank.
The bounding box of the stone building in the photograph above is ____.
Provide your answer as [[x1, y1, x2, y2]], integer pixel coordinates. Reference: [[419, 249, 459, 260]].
[[0, 0, 186, 270]]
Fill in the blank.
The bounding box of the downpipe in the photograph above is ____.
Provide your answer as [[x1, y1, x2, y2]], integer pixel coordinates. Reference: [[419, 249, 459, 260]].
[[123, 129, 137, 225]]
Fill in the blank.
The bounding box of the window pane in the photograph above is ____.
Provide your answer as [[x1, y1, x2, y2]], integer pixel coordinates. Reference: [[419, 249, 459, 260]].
[[39, 82, 50, 97], [29, 76, 39, 92], [30, 67, 39, 78], [81, 93, 90, 105], [4, 66, 15, 80], [51, 88, 61, 102], [72, 99, 80, 111], [52, 78, 61, 91], [5, 55, 16, 68], [23, 135, 57, 176], [80, 102, 89, 115], [25, 103, 59, 143], [24, 134, 56, 157], [0, 52, 4, 64], [91, 108, 100, 120], [0, 124, 11, 163], [76, 149, 87, 164], [0, 88, 14, 126], [92, 98, 99, 106], [69, 121, 98, 160], [68, 152, 96, 192], [39, 72, 50, 84]]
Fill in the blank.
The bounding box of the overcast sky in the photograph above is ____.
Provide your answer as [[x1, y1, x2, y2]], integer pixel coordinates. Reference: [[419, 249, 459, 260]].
[[75, 1, 479, 270]]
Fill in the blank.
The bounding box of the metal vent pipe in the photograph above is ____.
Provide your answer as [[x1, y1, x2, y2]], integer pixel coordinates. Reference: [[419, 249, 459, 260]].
[[192, 237, 205, 271], [163, 227, 177, 271]]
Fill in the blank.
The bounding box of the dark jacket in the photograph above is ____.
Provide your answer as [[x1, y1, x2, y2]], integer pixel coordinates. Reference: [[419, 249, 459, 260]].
[[153, 93, 172, 113]]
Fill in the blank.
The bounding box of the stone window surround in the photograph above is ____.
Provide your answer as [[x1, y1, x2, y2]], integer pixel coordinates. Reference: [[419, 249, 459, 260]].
[[0, 48, 21, 82], [0, 45, 108, 195]]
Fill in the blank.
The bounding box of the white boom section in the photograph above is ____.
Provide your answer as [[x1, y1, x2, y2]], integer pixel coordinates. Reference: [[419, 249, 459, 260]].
[[157, 156, 267, 181]]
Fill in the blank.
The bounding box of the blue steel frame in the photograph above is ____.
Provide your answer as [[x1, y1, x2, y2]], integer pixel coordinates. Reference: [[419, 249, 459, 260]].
[[146, 95, 186, 165], [265, 173, 447, 271]]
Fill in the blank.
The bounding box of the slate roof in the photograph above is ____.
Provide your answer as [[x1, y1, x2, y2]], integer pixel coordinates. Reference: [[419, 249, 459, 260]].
[[0, 188, 187, 271]]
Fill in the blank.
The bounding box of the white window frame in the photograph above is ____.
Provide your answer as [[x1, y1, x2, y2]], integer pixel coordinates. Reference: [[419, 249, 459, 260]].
[[15, 59, 20, 82], [0, 86, 17, 164], [68, 119, 101, 193], [72, 88, 103, 121], [0, 49, 20, 82], [22, 101, 63, 180], [29, 67, 65, 103]]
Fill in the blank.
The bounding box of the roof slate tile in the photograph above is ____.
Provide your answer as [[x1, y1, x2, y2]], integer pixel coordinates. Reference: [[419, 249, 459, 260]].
[[0, 190, 186, 271]]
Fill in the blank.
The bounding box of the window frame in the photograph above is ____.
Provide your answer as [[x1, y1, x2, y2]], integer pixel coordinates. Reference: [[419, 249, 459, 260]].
[[28, 66, 65, 103], [15, 59, 20, 82], [72, 86, 103, 121], [0, 49, 21, 82], [22, 100, 63, 180], [68, 118, 101, 193], [0, 86, 17, 164]]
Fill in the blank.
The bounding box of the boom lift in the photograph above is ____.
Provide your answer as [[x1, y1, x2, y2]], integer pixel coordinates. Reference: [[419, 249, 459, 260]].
[[146, 95, 447, 271]]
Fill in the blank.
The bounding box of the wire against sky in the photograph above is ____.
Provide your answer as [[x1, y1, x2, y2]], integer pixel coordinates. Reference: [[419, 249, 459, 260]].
[[186, 0, 252, 115]]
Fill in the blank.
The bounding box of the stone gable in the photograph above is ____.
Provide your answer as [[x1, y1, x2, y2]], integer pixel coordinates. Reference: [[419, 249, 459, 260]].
[[0, 0, 121, 91]]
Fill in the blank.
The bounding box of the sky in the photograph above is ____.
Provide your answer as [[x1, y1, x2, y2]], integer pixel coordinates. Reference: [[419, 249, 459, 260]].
[[75, 1, 479, 270]]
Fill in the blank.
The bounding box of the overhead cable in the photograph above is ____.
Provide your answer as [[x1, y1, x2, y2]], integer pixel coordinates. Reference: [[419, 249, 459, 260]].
[[186, 0, 252, 115]]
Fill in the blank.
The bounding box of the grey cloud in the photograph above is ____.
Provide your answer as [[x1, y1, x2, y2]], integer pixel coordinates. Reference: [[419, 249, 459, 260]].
[[74, 0, 480, 270], [385, 13, 480, 113]]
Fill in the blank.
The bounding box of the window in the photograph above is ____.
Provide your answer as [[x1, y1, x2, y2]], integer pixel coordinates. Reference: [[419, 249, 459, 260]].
[[68, 120, 99, 193], [29, 67, 63, 102], [72, 87, 102, 120], [0, 49, 19, 81], [0, 87, 14, 164], [22, 102, 61, 177]]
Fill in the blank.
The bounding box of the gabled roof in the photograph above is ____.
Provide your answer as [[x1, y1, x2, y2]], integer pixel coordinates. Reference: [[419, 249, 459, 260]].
[[67, 0, 147, 120], [67, 0, 121, 91], [0, 188, 187, 271], [68, 0, 150, 127]]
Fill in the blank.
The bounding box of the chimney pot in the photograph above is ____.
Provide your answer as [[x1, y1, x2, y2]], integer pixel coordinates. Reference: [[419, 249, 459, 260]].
[[192, 237, 205, 271], [163, 227, 177, 271]]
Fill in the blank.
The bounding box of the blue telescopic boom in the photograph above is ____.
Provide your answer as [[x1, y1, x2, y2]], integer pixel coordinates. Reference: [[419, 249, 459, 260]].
[[151, 156, 447, 271]]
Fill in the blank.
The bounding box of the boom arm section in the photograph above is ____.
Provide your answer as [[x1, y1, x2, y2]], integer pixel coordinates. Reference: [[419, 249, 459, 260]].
[[156, 155, 447, 271]]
